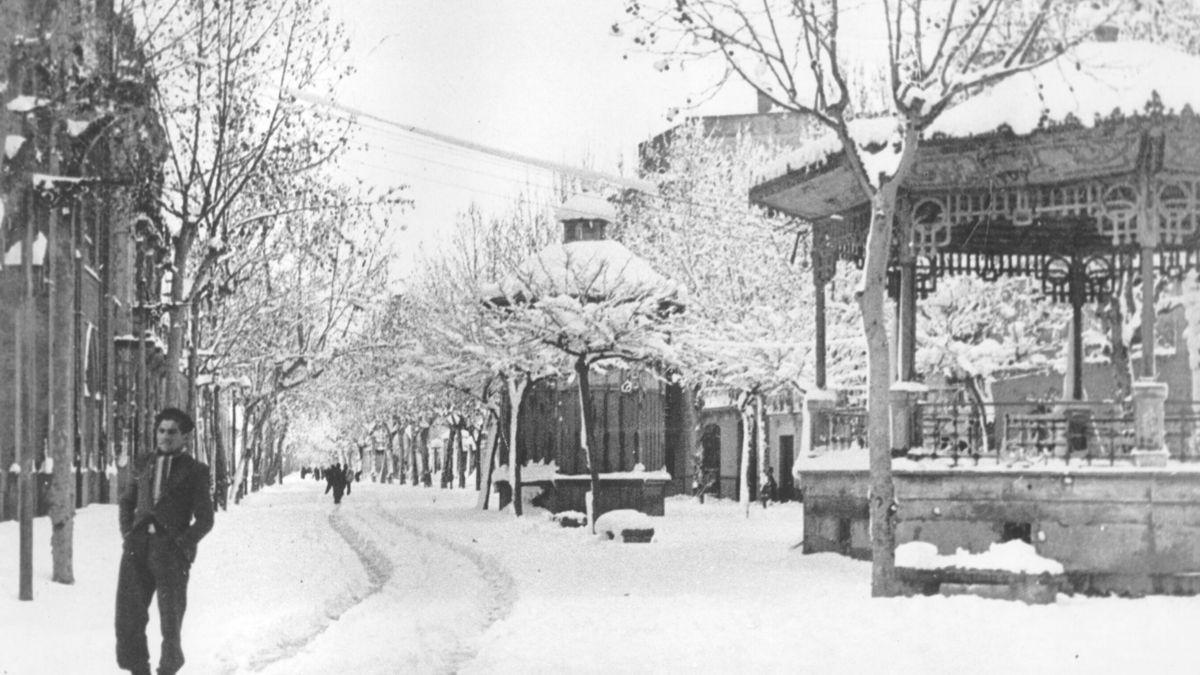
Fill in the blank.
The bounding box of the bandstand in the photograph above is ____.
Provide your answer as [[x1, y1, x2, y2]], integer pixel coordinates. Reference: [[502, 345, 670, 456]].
[[749, 41, 1200, 594]]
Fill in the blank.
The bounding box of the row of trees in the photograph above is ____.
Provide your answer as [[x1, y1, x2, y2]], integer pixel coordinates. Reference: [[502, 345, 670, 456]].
[[128, 0, 404, 502]]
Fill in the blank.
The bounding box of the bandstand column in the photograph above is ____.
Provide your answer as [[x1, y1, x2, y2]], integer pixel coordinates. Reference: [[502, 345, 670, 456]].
[[892, 206, 919, 454], [1068, 253, 1085, 401], [1139, 246, 1157, 379], [1131, 175, 1169, 466], [898, 258, 917, 382], [814, 272, 826, 391], [810, 240, 831, 453]]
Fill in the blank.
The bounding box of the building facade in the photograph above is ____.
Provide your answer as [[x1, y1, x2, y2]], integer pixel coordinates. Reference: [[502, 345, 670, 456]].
[[0, 1, 169, 521]]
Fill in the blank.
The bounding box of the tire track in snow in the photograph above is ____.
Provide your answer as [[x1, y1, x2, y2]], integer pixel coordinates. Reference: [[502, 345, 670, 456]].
[[249, 498, 516, 674], [374, 508, 518, 669], [243, 507, 394, 672]]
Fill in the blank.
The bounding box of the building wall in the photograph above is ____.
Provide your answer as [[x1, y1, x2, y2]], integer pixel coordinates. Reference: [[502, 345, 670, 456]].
[[516, 373, 685, 484], [696, 406, 742, 499], [801, 467, 1200, 595], [694, 402, 810, 501], [767, 411, 802, 500], [0, 4, 166, 522]]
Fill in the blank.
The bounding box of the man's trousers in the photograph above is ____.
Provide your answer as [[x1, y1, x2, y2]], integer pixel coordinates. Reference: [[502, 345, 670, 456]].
[[115, 529, 191, 674]]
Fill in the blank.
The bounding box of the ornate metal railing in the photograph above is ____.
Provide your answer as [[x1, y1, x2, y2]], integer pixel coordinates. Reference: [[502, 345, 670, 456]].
[[813, 407, 868, 451], [806, 396, 1200, 468], [910, 400, 1200, 466]]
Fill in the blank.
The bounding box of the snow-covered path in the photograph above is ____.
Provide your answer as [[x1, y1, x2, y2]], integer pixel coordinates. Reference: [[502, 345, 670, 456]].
[[2, 479, 513, 674], [5, 476, 1200, 674], [258, 495, 516, 673]]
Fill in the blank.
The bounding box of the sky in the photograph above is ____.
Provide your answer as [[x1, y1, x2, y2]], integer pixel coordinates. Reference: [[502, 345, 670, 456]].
[[324, 0, 754, 276], [5, 478, 1199, 674]]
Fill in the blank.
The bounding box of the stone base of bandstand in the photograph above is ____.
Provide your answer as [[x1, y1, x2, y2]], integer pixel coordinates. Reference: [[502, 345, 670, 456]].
[[1131, 449, 1171, 467]]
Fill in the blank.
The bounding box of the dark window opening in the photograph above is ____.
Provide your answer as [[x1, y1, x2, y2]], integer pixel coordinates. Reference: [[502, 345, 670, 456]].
[[1001, 521, 1032, 544], [837, 518, 853, 551]]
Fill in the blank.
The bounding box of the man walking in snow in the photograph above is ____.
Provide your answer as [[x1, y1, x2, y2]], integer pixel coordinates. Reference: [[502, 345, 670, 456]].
[[116, 407, 214, 675], [325, 462, 347, 503]]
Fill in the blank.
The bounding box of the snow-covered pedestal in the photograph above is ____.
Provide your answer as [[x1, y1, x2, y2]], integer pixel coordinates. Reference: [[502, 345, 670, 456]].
[[889, 381, 926, 458], [1132, 380, 1170, 467]]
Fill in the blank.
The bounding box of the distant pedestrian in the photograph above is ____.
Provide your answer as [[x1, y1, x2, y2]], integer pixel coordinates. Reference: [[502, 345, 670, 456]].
[[343, 463, 353, 495], [759, 466, 778, 509], [115, 407, 214, 675], [324, 463, 346, 504]]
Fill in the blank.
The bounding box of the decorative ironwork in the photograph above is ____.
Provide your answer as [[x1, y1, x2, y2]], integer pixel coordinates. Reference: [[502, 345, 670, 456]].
[[1098, 182, 1140, 245], [1157, 179, 1200, 244], [1159, 249, 1200, 281], [911, 197, 950, 257], [812, 209, 869, 285]]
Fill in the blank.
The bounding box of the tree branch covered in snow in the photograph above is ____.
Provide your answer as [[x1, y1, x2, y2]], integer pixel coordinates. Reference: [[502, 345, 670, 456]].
[[127, 0, 369, 404]]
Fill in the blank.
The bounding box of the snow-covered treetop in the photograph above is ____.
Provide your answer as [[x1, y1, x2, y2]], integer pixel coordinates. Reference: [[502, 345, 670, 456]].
[[916, 276, 1068, 382], [759, 41, 1200, 185], [488, 239, 686, 305]]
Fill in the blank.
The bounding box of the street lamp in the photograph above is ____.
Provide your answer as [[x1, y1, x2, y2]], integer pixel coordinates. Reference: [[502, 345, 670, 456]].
[[4, 193, 46, 601]]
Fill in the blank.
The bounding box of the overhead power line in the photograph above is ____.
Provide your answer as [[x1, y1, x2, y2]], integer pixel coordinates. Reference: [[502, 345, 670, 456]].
[[286, 88, 657, 194], [283, 89, 804, 230]]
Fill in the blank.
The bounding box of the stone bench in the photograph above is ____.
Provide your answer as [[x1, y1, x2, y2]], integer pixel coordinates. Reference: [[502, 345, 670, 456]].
[[896, 566, 1066, 604]]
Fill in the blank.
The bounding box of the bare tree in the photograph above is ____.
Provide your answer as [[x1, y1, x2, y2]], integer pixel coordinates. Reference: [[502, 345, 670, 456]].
[[129, 0, 355, 408]]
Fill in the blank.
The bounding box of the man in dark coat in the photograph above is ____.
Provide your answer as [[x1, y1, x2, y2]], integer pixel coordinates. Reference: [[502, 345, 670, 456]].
[[116, 407, 214, 675], [325, 462, 346, 503]]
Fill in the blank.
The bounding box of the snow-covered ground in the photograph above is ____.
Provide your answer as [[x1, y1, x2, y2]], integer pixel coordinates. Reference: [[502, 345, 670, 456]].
[[3, 477, 1199, 674]]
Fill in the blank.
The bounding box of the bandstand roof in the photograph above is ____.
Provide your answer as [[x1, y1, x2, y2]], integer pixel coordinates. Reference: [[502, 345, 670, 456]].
[[751, 40, 1200, 229], [750, 41, 1200, 298]]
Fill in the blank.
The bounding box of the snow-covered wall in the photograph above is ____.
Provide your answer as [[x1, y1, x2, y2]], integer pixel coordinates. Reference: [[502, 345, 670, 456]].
[[800, 467, 1200, 595]]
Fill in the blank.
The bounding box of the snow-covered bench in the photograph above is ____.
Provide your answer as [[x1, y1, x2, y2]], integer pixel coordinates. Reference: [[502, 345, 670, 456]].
[[594, 509, 656, 543], [895, 541, 1067, 604]]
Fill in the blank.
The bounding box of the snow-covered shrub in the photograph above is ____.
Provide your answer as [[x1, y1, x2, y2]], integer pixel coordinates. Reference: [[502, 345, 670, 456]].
[[594, 509, 656, 543], [552, 511, 588, 528]]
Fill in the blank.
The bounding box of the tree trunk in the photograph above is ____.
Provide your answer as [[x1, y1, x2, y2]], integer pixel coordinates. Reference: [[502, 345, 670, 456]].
[[575, 357, 602, 532], [49, 200, 75, 584], [455, 424, 466, 489], [859, 184, 900, 598], [739, 397, 754, 517], [164, 234, 193, 406], [477, 410, 502, 510], [186, 301, 200, 427], [471, 423, 486, 492], [407, 427, 418, 485], [965, 376, 991, 454], [756, 393, 768, 503], [681, 385, 700, 501], [506, 377, 527, 516], [417, 427, 430, 486], [211, 385, 228, 510]]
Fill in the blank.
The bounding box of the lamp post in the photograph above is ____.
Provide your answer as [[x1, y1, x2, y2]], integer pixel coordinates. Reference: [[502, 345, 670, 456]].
[[14, 195, 46, 600]]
